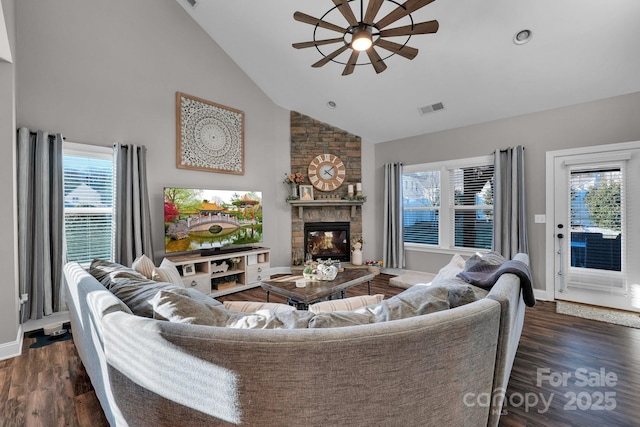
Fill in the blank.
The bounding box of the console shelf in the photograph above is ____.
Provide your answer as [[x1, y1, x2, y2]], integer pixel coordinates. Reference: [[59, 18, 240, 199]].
[[287, 199, 364, 218], [167, 247, 270, 297]]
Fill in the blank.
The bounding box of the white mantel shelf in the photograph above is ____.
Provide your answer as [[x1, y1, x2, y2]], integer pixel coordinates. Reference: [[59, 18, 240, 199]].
[[287, 199, 365, 219]]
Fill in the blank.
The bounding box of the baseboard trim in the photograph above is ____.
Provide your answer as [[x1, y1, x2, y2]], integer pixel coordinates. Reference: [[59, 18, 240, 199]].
[[270, 266, 292, 275], [534, 288, 552, 302], [0, 324, 23, 361], [22, 311, 70, 333]]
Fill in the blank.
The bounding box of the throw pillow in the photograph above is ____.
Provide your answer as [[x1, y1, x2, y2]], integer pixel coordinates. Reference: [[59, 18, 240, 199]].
[[399, 277, 489, 309], [360, 285, 450, 322], [132, 254, 155, 279], [464, 251, 506, 271], [223, 301, 296, 314], [89, 259, 147, 289], [151, 289, 231, 325], [432, 253, 466, 284], [428, 278, 490, 308], [107, 275, 183, 318], [152, 258, 184, 286], [308, 294, 385, 314]]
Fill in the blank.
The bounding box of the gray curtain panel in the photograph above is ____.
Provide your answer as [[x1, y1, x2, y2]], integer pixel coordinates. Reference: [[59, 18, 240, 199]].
[[113, 143, 154, 266], [383, 162, 404, 268], [17, 128, 65, 322], [493, 145, 529, 258]]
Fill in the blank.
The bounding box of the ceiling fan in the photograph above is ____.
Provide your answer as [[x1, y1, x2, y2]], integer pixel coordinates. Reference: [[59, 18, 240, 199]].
[[292, 0, 439, 76]]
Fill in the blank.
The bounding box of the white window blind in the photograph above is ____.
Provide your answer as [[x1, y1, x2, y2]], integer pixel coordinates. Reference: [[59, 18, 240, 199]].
[[403, 170, 440, 245], [450, 165, 494, 250], [567, 163, 625, 292], [63, 142, 114, 264], [403, 155, 493, 252]]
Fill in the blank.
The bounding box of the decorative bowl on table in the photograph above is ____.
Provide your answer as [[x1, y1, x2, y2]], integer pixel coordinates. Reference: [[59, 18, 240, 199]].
[[303, 264, 338, 281]]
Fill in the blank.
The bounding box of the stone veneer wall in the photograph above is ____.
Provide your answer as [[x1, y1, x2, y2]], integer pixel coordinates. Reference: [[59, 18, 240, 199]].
[[289, 111, 362, 263]]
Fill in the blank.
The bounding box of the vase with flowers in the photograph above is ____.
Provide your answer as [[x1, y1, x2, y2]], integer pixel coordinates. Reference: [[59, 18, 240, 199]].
[[228, 257, 241, 270], [351, 236, 364, 266], [284, 172, 305, 200]]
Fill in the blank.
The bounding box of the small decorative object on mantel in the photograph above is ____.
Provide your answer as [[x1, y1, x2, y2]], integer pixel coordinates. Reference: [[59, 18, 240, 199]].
[[344, 193, 367, 202], [284, 172, 305, 200], [299, 185, 314, 201], [176, 92, 244, 175]]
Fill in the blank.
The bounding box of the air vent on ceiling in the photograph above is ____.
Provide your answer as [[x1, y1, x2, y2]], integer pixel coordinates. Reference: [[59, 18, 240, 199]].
[[418, 102, 445, 115], [186, 0, 198, 7]]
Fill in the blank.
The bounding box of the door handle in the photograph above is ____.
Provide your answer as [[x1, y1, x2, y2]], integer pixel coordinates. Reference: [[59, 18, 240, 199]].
[[557, 225, 565, 292]]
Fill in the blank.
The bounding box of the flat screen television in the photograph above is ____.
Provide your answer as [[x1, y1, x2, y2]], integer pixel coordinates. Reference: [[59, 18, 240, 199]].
[[163, 187, 263, 255]]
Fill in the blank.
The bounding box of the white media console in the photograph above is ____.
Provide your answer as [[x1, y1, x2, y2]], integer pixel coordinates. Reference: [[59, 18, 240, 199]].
[[166, 247, 270, 297]]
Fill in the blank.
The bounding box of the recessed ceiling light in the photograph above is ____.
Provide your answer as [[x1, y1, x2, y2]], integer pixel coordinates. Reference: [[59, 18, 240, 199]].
[[327, 101, 337, 109], [513, 29, 532, 45]]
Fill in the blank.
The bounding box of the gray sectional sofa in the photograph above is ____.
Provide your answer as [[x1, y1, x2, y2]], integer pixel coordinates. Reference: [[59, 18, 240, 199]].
[[63, 253, 529, 427]]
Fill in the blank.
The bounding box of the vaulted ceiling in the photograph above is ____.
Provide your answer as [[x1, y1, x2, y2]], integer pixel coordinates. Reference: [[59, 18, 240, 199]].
[[177, 0, 640, 143]]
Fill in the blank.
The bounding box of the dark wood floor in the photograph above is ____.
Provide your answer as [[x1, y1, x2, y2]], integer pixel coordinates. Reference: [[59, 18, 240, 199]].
[[2, 274, 639, 426]]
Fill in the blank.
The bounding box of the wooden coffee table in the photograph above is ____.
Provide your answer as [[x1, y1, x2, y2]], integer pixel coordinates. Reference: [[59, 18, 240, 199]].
[[260, 269, 375, 309]]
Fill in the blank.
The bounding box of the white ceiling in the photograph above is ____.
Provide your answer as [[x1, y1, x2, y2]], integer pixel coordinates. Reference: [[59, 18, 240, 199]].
[[177, 0, 640, 143]]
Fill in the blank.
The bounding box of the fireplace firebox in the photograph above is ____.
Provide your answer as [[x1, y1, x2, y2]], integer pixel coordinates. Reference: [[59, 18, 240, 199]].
[[304, 222, 350, 262]]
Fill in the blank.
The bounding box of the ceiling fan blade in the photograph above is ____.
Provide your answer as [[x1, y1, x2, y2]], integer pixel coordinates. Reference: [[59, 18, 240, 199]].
[[293, 37, 345, 49], [376, 0, 436, 30], [332, 0, 358, 27], [375, 39, 418, 60], [366, 48, 387, 74], [379, 20, 439, 37], [312, 44, 350, 67], [294, 11, 346, 34], [342, 50, 360, 76], [364, 0, 385, 25]]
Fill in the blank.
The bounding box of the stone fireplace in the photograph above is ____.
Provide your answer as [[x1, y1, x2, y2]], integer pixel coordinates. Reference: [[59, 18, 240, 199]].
[[289, 111, 363, 265]]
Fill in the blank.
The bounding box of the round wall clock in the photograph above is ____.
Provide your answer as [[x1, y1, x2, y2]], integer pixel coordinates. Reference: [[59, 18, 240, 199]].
[[308, 153, 346, 191]]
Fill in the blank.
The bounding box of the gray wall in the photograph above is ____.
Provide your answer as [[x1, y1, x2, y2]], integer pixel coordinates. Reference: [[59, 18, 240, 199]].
[[373, 91, 640, 292], [15, 0, 293, 267], [0, 0, 18, 350]]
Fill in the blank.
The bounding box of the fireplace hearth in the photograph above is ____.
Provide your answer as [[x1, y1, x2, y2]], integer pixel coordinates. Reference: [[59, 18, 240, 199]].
[[304, 222, 350, 262]]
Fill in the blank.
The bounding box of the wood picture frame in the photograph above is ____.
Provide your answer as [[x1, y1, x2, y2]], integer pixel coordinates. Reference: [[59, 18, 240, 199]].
[[176, 92, 245, 174], [299, 185, 314, 201]]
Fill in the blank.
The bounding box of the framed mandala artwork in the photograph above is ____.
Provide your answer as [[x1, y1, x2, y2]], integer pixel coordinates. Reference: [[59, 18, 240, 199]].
[[176, 92, 245, 174]]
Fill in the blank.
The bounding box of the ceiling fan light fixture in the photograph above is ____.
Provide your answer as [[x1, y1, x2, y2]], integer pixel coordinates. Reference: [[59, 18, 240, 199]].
[[351, 25, 373, 52], [292, 0, 440, 75]]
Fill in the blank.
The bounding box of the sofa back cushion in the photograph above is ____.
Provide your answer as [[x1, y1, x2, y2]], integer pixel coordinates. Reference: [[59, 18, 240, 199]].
[[151, 290, 314, 329], [90, 259, 185, 318]]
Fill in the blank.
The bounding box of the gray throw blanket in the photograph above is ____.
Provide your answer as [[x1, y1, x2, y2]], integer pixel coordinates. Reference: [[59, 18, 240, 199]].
[[457, 260, 535, 307]]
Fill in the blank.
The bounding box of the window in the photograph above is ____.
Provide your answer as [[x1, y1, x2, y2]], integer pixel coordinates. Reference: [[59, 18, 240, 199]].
[[63, 142, 114, 264], [403, 155, 494, 252]]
